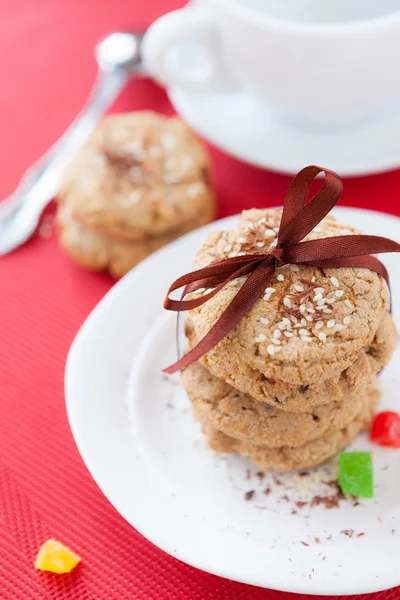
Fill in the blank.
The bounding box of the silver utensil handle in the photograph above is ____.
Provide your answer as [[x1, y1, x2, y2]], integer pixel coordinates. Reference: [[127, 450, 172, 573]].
[[0, 67, 128, 221]]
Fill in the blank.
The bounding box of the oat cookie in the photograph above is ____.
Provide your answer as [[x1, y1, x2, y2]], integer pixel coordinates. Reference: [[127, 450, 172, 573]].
[[57, 201, 214, 279], [185, 313, 396, 411], [201, 386, 379, 472], [57, 111, 215, 241], [187, 209, 389, 387], [183, 360, 371, 448]]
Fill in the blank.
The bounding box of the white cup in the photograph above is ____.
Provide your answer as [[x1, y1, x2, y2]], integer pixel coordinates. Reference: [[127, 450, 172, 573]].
[[142, 0, 400, 127]]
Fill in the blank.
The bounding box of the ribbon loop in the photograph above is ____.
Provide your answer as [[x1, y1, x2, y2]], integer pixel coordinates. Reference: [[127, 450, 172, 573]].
[[163, 165, 400, 374]]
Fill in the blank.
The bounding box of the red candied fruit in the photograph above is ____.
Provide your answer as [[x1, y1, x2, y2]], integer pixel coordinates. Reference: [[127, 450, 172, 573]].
[[370, 411, 400, 448]]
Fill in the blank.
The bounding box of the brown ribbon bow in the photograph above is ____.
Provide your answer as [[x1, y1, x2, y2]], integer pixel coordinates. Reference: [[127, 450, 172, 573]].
[[163, 165, 400, 374]]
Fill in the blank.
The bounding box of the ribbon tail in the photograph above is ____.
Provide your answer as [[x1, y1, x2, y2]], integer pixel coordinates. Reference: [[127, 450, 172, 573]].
[[163, 259, 275, 374], [164, 255, 265, 311]]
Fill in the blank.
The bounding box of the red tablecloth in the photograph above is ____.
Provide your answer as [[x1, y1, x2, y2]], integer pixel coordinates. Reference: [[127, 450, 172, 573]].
[[1, 1, 400, 598]]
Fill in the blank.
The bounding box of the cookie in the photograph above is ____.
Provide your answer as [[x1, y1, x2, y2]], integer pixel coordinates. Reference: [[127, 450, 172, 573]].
[[187, 209, 389, 387], [183, 360, 371, 448], [56, 200, 214, 279], [201, 386, 379, 472], [185, 312, 397, 411], [366, 310, 398, 373], [57, 112, 215, 241]]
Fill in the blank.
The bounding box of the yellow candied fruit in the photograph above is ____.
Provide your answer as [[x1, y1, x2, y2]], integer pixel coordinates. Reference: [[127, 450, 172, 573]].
[[34, 539, 81, 574]]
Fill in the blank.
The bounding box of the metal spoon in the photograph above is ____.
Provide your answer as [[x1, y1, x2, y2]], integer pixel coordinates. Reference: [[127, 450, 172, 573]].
[[0, 30, 144, 256]]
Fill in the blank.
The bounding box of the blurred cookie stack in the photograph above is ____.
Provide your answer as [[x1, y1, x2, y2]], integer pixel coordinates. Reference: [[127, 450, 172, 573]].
[[56, 111, 215, 278], [181, 209, 398, 472]]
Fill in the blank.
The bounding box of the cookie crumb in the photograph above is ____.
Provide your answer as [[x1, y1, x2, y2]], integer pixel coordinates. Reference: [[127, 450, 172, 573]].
[[244, 490, 255, 501]]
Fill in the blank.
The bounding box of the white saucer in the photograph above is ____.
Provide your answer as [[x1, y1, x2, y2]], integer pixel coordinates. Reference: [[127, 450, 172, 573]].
[[66, 207, 400, 595], [169, 88, 400, 176]]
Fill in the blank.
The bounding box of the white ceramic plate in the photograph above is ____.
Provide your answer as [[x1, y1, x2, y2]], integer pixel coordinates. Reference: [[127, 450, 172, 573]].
[[66, 207, 400, 595], [169, 88, 400, 176]]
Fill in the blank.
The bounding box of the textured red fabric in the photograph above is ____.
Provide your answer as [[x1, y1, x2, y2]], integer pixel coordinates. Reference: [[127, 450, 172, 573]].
[[0, 1, 400, 598]]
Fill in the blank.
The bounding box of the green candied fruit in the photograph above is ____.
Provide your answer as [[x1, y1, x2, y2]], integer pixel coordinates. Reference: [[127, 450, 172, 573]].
[[338, 452, 373, 498]]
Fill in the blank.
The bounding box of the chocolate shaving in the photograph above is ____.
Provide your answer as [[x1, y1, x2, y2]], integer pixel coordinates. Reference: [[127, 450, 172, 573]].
[[341, 529, 354, 538], [256, 471, 265, 481], [263, 486, 271, 496], [296, 501, 308, 508], [311, 492, 345, 509], [300, 541, 309, 547], [357, 533, 365, 537], [244, 490, 255, 501]]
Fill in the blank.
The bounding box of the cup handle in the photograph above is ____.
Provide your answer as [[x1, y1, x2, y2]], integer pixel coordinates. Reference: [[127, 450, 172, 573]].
[[142, 6, 236, 92]]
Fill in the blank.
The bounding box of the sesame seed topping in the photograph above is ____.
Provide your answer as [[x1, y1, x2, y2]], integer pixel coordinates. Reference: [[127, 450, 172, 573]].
[[311, 277, 316, 282], [278, 322, 286, 330], [301, 318, 307, 326], [260, 317, 269, 325], [317, 298, 326, 306], [318, 332, 327, 342], [282, 317, 291, 325], [334, 324, 344, 332], [327, 320, 335, 328], [237, 237, 247, 244], [273, 345, 282, 352], [161, 132, 176, 150], [277, 274, 285, 281], [335, 290, 344, 298], [299, 328, 308, 336], [343, 316, 352, 324], [284, 331, 294, 337], [325, 298, 336, 305], [273, 329, 282, 339], [237, 252, 246, 256], [271, 338, 281, 346], [323, 308, 333, 314], [313, 293, 323, 302], [187, 182, 206, 198], [307, 307, 315, 314], [223, 244, 232, 253], [290, 265, 300, 272], [305, 315, 313, 322], [330, 277, 339, 287], [290, 315, 298, 324], [265, 287, 276, 294], [315, 321, 324, 330], [300, 304, 306, 314], [256, 241, 265, 248], [314, 287, 325, 294], [267, 345, 275, 355], [283, 297, 292, 308], [273, 227, 279, 233], [265, 229, 276, 237], [255, 334, 266, 342], [302, 337, 313, 343], [294, 285, 304, 292], [345, 299, 353, 308], [196, 287, 206, 294]]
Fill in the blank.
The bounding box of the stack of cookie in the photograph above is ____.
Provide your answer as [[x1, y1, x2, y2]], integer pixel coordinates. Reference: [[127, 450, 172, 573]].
[[182, 209, 398, 472], [56, 111, 215, 278]]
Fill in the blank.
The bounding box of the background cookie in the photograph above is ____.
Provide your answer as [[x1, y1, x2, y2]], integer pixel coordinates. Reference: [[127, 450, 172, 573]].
[[57, 111, 215, 241], [183, 361, 369, 448], [201, 386, 379, 472], [57, 201, 214, 279]]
